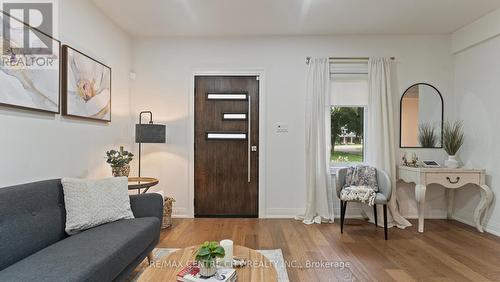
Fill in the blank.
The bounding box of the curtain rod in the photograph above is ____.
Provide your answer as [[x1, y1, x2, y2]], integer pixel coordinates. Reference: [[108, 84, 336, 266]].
[[305, 56, 395, 64]]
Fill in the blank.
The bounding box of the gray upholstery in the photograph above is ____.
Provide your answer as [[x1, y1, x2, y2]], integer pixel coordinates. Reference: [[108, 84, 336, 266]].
[[0, 179, 163, 282], [113, 239, 158, 282], [336, 167, 392, 204], [0, 218, 159, 282], [0, 179, 67, 271], [130, 193, 163, 221]]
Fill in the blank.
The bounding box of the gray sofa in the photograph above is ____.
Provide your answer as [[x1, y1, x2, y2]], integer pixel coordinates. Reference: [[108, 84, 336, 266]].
[[0, 179, 163, 282]]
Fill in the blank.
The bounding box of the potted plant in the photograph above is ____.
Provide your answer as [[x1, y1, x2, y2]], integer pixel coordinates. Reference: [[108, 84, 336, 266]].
[[106, 146, 134, 177], [443, 121, 465, 168], [195, 241, 225, 277], [418, 122, 438, 148]]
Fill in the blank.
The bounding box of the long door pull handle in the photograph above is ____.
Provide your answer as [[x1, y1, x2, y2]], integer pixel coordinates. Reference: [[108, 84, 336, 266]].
[[247, 96, 251, 183]]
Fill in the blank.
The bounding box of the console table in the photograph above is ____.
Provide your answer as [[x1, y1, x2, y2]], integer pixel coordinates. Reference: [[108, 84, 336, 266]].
[[398, 166, 493, 233]]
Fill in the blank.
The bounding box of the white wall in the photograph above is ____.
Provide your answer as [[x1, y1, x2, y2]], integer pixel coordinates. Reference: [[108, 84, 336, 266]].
[[1, 0, 495, 235], [131, 35, 453, 218], [453, 28, 500, 235], [0, 0, 133, 186]]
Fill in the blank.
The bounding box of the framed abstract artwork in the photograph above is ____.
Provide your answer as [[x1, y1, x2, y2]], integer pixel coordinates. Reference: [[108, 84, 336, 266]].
[[0, 11, 61, 113], [62, 45, 111, 122]]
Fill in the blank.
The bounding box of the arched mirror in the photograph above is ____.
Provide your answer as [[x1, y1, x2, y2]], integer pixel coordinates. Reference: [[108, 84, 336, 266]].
[[400, 83, 443, 148]]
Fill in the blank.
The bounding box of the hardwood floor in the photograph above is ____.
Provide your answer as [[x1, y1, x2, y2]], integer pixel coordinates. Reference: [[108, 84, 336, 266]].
[[156, 218, 500, 282]]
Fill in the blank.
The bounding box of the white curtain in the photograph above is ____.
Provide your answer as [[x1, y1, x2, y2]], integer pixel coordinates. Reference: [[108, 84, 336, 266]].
[[296, 57, 335, 224], [367, 58, 412, 229]]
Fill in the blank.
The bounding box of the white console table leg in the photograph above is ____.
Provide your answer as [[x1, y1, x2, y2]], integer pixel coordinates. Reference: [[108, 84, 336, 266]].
[[446, 189, 455, 219], [474, 185, 493, 233], [415, 184, 427, 233]]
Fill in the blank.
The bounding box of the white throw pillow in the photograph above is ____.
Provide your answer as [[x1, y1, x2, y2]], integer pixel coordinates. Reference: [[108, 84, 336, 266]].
[[61, 177, 134, 235]]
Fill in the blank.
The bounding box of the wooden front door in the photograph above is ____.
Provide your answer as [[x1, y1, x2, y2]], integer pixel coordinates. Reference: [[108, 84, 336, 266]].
[[194, 76, 259, 217]]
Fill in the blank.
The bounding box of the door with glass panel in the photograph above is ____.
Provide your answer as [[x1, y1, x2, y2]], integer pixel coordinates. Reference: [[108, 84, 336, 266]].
[[194, 76, 259, 217]]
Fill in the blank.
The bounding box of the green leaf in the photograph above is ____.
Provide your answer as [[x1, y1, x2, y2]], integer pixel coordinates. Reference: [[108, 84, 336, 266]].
[[195, 246, 212, 262], [208, 241, 218, 250], [195, 255, 211, 262], [443, 120, 465, 155], [195, 242, 226, 262], [197, 247, 210, 257], [212, 246, 225, 257]]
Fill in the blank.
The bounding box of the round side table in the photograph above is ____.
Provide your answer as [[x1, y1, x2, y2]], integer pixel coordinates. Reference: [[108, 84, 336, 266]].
[[138, 245, 278, 281], [128, 177, 159, 194]]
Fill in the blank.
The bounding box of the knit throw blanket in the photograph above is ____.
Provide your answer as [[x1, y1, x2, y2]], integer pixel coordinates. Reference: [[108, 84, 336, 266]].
[[340, 165, 379, 206]]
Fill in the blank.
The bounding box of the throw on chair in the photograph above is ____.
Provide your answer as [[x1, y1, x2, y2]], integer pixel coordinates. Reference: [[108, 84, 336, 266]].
[[337, 165, 391, 240]]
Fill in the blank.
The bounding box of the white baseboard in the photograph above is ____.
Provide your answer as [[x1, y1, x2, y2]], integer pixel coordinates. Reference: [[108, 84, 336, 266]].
[[264, 207, 365, 219], [172, 207, 190, 218], [401, 212, 448, 219], [264, 208, 303, 218], [172, 214, 191, 218], [452, 215, 500, 237]]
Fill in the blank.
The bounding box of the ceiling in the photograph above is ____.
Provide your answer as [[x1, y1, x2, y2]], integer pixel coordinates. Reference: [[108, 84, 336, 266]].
[[91, 0, 500, 37]]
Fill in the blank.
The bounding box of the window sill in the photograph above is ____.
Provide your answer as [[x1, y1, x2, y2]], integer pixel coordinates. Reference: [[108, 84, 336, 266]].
[[329, 165, 347, 175]]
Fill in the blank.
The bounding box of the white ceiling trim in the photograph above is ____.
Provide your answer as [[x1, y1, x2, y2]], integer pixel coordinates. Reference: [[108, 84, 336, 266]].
[[452, 8, 500, 53]]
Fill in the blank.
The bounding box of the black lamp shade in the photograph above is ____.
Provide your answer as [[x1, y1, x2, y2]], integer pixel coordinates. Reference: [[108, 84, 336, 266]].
[[135, 124, 166, 143]]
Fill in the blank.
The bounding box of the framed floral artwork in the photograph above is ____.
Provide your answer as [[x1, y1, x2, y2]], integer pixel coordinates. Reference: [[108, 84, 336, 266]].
[[62, 45, 111, 121], [0, 11, 61, 113]]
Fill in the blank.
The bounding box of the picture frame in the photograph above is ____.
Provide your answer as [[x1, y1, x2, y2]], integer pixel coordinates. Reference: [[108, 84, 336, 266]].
[[0, 11, 61, 114], [61, 45, 111, 122]]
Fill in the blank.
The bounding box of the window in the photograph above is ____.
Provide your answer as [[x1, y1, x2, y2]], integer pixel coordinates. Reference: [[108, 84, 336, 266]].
[[331, 106, 365, 163], [330, 77, 368, 165]]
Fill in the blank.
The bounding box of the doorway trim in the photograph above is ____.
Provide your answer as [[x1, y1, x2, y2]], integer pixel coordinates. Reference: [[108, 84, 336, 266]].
[[188, 69, 267, 218]]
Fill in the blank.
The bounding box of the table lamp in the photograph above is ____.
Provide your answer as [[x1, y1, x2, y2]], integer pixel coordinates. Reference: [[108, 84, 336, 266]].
[[135, 111, 166, 177]]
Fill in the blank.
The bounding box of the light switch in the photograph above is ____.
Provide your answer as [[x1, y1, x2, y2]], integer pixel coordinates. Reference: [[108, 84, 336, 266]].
[[276, 123, 288, 133]]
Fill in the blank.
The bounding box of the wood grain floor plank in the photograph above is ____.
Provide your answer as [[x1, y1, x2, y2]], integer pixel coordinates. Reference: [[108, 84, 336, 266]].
[[151, 218, 500, 282], [385, 269, 416, 282], [411, 238, 490, 282]]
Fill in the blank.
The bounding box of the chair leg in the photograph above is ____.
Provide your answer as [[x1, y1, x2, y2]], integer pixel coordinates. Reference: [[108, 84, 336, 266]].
[[340, 200, 344, 234], [373, 204, 378, 227], [340, 200, 347, 234], [383, 204, 388, 240]]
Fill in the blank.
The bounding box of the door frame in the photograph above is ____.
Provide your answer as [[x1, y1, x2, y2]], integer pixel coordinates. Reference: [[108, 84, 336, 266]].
[[188, 69, 267, 218]]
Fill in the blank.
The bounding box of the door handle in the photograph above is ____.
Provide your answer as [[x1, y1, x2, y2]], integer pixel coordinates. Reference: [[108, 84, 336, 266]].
[[247, 96, 251, 183]]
